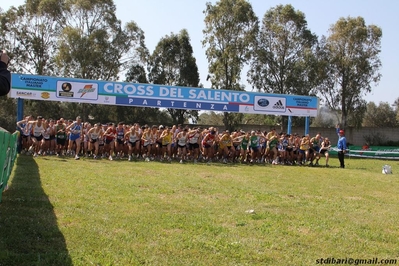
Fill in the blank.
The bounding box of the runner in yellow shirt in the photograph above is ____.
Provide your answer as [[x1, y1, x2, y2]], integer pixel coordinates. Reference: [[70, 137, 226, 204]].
[[218, 130, 234, 163], [160, 126, 173, 161], [298, 135, 310, 165]]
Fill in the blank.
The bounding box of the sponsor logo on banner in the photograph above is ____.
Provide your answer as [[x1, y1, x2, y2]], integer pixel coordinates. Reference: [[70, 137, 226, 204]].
[[273, 100, 284, 110], [56, 81, 98, 100], [254, 96, 286, 113], [103, 96, 110, 103], [41, 92, 50, 99], [257, 98, 269, 107], [78, 85, 96, 98], [16, 91, 36, 97], [59, 82, 74, 97], [62, 82, 72, 92]]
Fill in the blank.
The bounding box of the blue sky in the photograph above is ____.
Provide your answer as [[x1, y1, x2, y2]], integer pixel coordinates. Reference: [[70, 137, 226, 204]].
[[5, 0, 398, 105]]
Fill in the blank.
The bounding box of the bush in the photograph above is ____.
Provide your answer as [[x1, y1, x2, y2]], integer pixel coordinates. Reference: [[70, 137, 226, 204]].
[[363, 133, 385, 146], [363, 133, 399, 146], [384, 140, 399, 146]]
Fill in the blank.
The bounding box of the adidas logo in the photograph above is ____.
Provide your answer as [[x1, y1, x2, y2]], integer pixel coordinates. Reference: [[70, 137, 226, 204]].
[[273, 100, 285, 109]]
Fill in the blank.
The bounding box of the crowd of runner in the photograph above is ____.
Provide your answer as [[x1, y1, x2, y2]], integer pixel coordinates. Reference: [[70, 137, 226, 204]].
[[16, 115, 333, 166]]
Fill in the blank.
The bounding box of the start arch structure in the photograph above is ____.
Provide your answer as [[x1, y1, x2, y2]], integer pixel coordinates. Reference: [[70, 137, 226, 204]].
[[10, 73, 319, 133]]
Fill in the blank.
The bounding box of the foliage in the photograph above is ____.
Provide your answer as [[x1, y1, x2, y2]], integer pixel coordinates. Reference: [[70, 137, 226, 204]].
[[0, 98, 17, 132], [362, 101, 397, 127], [393, 97, 399, 121], [117, 64, 172, 125], [113, 106, 172, 126], [0, 3, 60, 75], [0, 3, 386, 132], [113, 108, 174, 127], [202, 0, 258, 129], [149, 30, 199, 88], [384, 140, 399, 146], [125, 64, 148, 83], [197, 111, 224, 126], [363, 132, 387, 146], [148, 29, 200, 124], [317, 16, 382, 129], [242, 114, 275, 125], [55, 0, 147, 81], [311, 106, 338, 127], [222, 112, 244, 131], [248, 4, 319, 97], [0, 0, 153, 124], [52, 0, 149, 121], [247, 5, 322, 133], [0, 3, 64, 121], [345, 99, 368, 129], [1, 155, 399, 265]]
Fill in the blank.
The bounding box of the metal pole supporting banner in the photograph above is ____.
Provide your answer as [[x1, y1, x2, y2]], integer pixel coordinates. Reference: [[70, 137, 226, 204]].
[[16, 98, 24, 153], [305, 116, 310, 135], [287, 116, 292, 134], [17, 98, 24, 123]]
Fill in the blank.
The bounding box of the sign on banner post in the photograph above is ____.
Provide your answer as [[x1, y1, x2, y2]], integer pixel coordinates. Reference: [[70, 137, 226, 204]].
[[10, 74, 319, 117]]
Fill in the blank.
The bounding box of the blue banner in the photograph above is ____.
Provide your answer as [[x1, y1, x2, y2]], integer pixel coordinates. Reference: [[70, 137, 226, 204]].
[[10, 73, 319, 116]]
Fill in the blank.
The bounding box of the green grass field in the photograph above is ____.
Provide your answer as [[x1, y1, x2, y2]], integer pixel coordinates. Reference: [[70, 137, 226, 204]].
[[0, 155, 398, 265]]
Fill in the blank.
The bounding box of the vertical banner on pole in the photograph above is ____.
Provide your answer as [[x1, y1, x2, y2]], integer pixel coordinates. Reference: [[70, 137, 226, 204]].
[[305, 116, 310, 135]]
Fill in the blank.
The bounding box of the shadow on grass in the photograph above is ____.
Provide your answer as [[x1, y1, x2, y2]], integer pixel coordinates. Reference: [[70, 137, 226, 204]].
[[0, 155, 72, 266]]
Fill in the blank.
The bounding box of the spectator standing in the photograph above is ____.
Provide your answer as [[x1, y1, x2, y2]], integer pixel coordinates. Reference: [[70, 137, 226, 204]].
[[337, 130, 347, 168]]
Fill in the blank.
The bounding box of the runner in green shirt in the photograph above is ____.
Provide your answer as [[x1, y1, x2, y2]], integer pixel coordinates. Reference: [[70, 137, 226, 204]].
[[249, 131, 259, 164], [237, 131, 250, 163], [55, 120, 67, 156], [269, 135, 279, 165]]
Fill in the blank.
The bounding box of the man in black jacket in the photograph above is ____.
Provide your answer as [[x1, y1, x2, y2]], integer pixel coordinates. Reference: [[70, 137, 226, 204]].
[[0, 50, 11, 97]]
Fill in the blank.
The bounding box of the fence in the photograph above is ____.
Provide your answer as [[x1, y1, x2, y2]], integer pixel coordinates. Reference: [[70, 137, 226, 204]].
[[0, 128, 19, 202], [329, 145, 399, 160]]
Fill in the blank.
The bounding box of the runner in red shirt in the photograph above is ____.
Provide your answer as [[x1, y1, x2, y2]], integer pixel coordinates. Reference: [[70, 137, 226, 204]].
[[202, 127, 216, 163], [104, 123, 116, 160]]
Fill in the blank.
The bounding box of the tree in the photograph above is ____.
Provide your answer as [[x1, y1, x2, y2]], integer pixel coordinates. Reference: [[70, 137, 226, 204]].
[[197, 112, 224, 126], [249, 4, 318, 95], [148, 29, 200, 124], [311, 106, 338, 128], [0, 2, 61, 75], [0, 1, 63, 124], [125, 64, 148, 84], [54, 0, 148, 121], [202, 0, 258, 130], [55, 0, 147, 80], [117, 65, 171, 125], [317, 16, 382, 129], [362, 102, 397, 127], [248, 4, 319, 130], [0, 96, 17, 132], [392, 97, 399, 122], [242, 114, 276, 125]]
